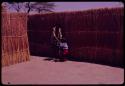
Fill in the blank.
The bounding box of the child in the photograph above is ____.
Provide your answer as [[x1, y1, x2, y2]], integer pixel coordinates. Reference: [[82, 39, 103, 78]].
[[50, 26, 63, 60], [59, 38, 69, 61]]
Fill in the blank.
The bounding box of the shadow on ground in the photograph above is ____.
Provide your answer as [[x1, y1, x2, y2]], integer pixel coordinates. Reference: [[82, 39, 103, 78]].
[[30, 52, 124, 68]]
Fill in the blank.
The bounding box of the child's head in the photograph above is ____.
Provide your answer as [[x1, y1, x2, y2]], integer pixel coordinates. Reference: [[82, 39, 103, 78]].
[[61, 38, 66, 42]]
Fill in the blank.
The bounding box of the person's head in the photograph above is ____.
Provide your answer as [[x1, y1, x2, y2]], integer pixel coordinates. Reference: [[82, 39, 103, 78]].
[[53, 24, 61, 32], [55, 23, 61, 28], [61, 38, 67, 42]]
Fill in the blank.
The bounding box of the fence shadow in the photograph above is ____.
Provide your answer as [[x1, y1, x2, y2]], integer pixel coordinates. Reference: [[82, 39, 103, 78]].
[[31, 53, 123, 68]]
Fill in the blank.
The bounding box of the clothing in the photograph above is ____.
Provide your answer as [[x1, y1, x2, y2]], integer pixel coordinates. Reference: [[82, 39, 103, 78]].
[[59, 42, 69, 55], [63, 49, 69, 55], [59, 42, 68, 49]]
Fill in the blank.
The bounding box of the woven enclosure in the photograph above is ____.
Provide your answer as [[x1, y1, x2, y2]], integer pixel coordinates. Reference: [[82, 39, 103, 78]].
[[2, 11, 30, 66], [28, 7, 123, 67]]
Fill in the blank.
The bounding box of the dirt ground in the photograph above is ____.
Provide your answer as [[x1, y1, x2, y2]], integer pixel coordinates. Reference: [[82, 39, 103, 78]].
[[2, 56, 124, 85]]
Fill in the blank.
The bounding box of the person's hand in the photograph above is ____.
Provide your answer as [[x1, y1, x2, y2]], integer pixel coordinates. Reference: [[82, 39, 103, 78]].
[[53, 27, 56, 31], [59, 28, 61, 31]]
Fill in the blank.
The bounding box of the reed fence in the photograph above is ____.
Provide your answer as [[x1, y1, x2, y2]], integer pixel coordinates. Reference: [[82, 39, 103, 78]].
[[2, 10, 30, 66], [28, 7, 123, 67]]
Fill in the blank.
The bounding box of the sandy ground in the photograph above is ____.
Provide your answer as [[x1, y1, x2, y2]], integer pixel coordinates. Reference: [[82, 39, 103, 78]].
[[2, 56, 124, 85]]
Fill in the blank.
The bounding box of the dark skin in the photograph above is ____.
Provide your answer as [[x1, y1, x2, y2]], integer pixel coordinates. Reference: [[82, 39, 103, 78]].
[[52, 26, 62, 42]]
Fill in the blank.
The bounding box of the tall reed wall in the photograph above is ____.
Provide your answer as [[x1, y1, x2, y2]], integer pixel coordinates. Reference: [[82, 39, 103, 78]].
[[28, 7, 123, 67]]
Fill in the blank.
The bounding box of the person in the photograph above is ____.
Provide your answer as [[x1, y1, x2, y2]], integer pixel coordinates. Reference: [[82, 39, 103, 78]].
[[50, 26, 62, 45], [50, 25, 63, 61], [59, 38, 69, 61]]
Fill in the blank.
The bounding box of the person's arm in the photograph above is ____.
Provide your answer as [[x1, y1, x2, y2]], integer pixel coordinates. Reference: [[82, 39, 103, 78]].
[[53, 31, 60, 42], [59, 28, 62, 39]]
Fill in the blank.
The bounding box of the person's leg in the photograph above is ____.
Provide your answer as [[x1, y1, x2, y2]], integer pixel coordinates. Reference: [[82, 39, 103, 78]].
[[58, 48, 67, 61], [51, 44, 56, 59], [52, 46, 61, 62], [55, 46, 59, 59]]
